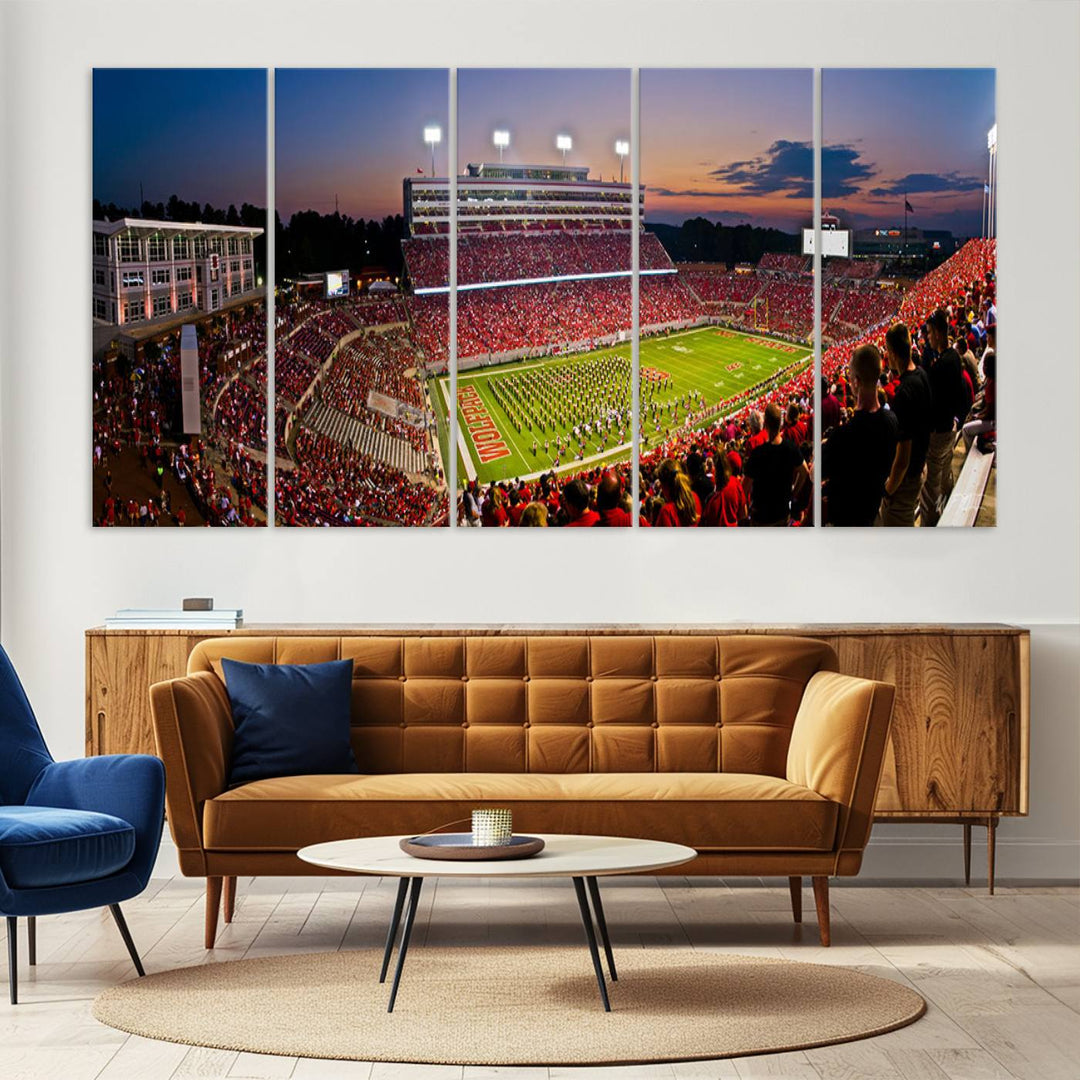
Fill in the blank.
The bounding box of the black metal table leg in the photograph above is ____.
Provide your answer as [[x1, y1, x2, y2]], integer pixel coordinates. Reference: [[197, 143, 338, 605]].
[[7, 916, 17, 1005], [572, 876, 611, 1011], [109, 904, 146, 977], [386, 877, 423, 1013], [380, 877, 410, 983], [586, 876, 617, 981]]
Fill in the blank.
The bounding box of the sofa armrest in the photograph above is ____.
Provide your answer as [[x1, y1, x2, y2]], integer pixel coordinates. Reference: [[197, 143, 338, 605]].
[[26, 754, 165, 888], [786, 670, 896, 872], [149, 671, 234, 873]]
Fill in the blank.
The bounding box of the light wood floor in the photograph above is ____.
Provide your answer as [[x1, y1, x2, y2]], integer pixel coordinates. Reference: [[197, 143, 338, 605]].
[[2, 876, 1078, 1080]]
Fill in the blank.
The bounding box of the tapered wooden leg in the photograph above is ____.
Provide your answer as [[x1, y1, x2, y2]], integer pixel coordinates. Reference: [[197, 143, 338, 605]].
[[788, 877, 803, 923], [963, 823, 972, 886], [987, 816, 998, 896], [223, 877, 236, 924], [205, 876, 223, 949], [811, 876, 831, 947], [27, 917, 36, 966]]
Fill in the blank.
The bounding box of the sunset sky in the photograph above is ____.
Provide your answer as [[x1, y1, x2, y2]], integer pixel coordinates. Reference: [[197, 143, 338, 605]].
[[823, 68, 995, 236], [276, 69, 448, 221], [95, 68, 995, 240], [93, 69, 265, 211], [641, 68, 812, 230], [457, 69, 630, 180]]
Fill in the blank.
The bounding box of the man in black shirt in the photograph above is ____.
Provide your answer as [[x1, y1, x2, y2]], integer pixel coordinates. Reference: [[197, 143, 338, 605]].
[[822, 344, 898, 526], [921, 308, 970, 526], [880, 322, 932, 527], [743, 403, 808, 526]]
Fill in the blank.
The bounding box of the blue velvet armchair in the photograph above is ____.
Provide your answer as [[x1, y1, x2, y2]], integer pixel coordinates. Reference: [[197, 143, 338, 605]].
[[0, 645, 165, 1003]]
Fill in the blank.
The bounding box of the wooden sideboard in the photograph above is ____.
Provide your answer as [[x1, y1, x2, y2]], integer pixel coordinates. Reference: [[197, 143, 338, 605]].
[[86, 623, 1029, 891]]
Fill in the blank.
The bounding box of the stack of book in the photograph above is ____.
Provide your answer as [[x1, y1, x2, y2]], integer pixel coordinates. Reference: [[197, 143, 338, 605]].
[[104, 608, 243, 630]]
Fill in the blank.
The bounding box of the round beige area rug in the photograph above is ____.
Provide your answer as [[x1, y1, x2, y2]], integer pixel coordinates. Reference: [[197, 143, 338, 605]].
[[93, 948, 925, 1066]]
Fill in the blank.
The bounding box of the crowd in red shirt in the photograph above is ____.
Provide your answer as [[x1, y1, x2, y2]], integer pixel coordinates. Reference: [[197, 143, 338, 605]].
[[276, 429, 445, 527]]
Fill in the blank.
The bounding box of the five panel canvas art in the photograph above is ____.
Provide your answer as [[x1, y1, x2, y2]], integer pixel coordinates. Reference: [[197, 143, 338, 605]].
[[92, 68, 997, 528]]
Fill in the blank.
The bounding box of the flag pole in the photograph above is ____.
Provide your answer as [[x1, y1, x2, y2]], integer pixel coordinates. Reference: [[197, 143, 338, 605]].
[[903, 191, 907, 257]]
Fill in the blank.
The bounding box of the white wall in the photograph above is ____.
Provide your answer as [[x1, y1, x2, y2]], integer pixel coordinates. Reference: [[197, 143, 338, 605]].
[[1, 0, 1077, 881]]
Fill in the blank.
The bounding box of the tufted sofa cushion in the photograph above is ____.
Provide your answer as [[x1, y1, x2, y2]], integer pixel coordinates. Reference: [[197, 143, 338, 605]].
[[187, 634, 838, 777]]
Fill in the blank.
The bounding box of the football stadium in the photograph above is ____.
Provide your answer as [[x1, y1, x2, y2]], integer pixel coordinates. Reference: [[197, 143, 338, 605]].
[[92, 169, 995, 528], [93, 67, 995, 529], [260, 154, 995, 527]]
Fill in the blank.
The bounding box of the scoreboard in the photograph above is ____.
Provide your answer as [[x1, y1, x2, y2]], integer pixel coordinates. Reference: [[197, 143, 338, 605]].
[[325, 270, 350, 299], [801, 228, 851, 257]]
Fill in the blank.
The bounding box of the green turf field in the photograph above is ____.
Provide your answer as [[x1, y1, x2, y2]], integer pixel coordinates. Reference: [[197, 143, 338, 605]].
[[436, 326, 810, 487]]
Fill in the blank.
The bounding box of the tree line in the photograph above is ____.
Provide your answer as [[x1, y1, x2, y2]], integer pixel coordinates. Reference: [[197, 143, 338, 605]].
[[646, 217, 800, 266], [275, 211, 406, 282]]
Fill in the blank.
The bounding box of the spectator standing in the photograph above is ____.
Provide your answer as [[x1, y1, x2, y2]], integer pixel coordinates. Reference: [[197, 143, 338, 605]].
[[654, 459, 701, 527], [562, 479, 600, 527], [701, 450, 748, 527], [879, 322, 932, 527], [962, 350, 996, 451], [743, 403, 807, 526], [921, 308, 971, 526], [821, 378, 843, 435], [822, 344, 898, 526], [593, 473, 634, 527], [519, 503, 548, 527]]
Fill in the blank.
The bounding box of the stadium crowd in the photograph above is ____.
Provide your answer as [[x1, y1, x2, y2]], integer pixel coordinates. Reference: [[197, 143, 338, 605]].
[[459, 467, 638, 528], [277, 429, 445, 527], [637, 365, 814, 527], [315, 330, 430, 454], [93, 301, 268, 527], [402, 230, 673, 291], [821, 239, 996, 527]]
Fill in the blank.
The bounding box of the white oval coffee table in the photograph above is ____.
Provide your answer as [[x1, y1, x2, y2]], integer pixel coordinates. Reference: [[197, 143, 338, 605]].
[[298, 834, 696, 1012]]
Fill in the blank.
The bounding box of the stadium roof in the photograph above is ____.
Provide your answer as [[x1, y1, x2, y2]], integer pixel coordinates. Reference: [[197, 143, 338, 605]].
[[464, 162, 591, 181], [93, 218, 264, 237]]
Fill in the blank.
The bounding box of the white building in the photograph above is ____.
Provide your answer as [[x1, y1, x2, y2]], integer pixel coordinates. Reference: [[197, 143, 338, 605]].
[[92, 219, 263, 327]]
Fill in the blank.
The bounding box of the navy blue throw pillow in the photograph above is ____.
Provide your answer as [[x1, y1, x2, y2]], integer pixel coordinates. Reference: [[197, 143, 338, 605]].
[[222, 658, 358, 786]]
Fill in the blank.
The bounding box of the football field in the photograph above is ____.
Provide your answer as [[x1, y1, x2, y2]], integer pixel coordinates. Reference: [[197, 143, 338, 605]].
[[435, 326, 810, 487]]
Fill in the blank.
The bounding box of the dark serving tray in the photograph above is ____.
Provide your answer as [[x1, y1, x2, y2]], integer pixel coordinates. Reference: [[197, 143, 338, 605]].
[[399, 833, 545, 861]]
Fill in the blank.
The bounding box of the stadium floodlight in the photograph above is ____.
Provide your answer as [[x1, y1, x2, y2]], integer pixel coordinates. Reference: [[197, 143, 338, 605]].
[[493, 129, 510, 163], [556, 133, 572, 164], [423, 125, 442, 177], [615, 139, 629, 183], [986, 123, 998, 238]]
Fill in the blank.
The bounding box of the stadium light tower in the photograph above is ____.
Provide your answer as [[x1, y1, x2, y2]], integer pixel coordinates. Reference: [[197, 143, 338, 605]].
[[556, 133, 572, 165], [493, 129, 510, 163], [986, 123, 998, 239], [615, 139, 629, 184], [424, 125, 442, 178]]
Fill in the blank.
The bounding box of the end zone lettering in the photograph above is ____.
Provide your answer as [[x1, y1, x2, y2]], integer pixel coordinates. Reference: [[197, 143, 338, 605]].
[[458, 385, 511, 463]]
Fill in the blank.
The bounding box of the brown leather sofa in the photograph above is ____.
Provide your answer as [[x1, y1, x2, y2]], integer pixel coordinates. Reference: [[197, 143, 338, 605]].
[[149, 632, 895, 949]]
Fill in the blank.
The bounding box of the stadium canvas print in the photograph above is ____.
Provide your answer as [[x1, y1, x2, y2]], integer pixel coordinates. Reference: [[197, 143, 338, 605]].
[[820, 69, 997, 528], [274, 69, 450, 527], [91, 67, 997, 531], [93, 69, 268, 526], [638, 69, 814, 527], [454, 69, 635, 528]]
